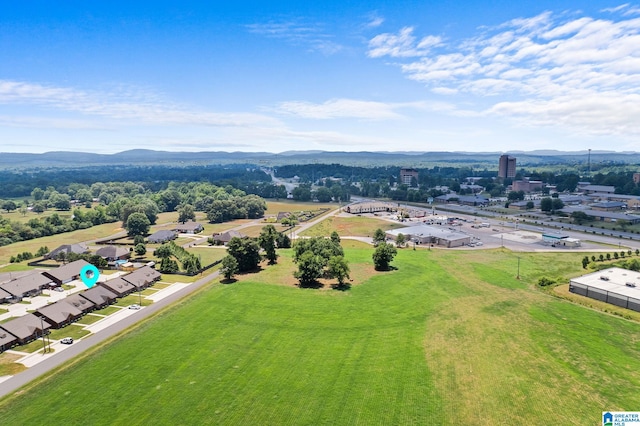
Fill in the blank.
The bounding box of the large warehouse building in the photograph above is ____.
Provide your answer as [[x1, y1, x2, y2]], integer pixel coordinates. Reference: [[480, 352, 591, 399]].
[[569, 267, 640, 312]]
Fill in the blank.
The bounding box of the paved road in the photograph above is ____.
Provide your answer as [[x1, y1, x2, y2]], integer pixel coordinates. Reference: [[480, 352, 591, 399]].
[[0, 270, 220, 399]]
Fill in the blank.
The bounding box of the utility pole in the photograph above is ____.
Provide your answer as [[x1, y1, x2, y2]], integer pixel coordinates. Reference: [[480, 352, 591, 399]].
[[517, 257, 521, 280]]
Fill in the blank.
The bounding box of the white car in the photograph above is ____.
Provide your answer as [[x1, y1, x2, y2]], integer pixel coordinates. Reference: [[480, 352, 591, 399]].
[[128, 304, 141, 310], [60, 337, 74, 344]]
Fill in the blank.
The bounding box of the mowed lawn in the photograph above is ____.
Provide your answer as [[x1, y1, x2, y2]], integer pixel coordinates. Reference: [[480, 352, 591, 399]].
[[300, 215, 404, 238], [1, 249, 640, 425]]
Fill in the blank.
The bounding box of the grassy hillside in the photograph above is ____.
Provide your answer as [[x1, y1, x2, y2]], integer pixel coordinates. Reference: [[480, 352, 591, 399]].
[[0, 249, 639, 425]]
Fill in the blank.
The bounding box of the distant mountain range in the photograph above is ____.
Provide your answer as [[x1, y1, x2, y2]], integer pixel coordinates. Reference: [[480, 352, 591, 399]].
[[0, 149, 638, 169]]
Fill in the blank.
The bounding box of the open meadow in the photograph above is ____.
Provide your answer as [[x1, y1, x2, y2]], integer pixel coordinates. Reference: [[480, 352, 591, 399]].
[[1, 248, 639, 425]]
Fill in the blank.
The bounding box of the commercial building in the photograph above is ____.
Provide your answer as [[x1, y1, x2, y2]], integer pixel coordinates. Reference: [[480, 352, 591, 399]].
[[498, 155, 516, 179], [399, 168, 419, 186], [386, 225, 471, 248], [570, 268, 640, 312]]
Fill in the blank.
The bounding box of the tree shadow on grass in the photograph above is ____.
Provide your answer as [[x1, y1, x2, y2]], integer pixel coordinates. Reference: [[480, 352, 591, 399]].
[[220, 278, 237, 285], [331, 283, 351, 291], [297, 280, 324, 289], [374, 265, 398, 272]]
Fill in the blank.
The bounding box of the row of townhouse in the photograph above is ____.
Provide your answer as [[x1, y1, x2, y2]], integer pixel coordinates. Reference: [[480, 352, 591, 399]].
[[0, 264, 161, 352]]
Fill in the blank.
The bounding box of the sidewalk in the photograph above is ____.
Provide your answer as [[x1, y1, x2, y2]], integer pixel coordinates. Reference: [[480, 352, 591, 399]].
[[1, 278, 193, 374]]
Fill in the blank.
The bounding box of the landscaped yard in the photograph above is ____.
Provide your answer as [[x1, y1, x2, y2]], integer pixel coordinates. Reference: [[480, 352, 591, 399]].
[[75, 314, 105, 326], [1, 248, 638, 424], [48, 324, 91, 341]]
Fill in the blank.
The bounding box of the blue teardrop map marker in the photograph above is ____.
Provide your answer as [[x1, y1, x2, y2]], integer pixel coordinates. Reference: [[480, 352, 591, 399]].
[[80, 264, 100, 288]]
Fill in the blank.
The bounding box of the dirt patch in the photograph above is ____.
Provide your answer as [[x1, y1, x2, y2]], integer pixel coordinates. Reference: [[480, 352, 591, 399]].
[[0, 352, 27, 376]]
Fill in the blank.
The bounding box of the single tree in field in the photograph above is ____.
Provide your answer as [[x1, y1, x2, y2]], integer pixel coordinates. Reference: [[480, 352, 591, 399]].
[[373, 228, 386, 246], [221, 255, 239, 280], [328, 255, 350, 288], [372, 242, 397, 271], [395, 233, 406, 248], [258, 224, 279, 265], [125, 212, 151, 237]]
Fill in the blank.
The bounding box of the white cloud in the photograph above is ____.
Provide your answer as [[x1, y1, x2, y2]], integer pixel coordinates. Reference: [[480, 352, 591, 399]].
[[246, 19, 342, 54], [0, 79, 278, 128], [368, 9, 640, 138], [273, 98, 425, 120], [368, 27, 442, 58]]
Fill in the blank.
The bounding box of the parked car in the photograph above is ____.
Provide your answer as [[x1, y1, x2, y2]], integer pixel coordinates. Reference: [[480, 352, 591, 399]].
[[60, 337, 74, 345], [626, 282, 636, 288], [54, 287, 64, 292], [128, 304, 141, 310]]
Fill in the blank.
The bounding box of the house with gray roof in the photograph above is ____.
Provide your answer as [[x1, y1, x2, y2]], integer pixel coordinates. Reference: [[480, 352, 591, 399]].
[[35, 300, 84, 329], [65, 293, 96, 313], [147, 230, 177, 243], [173, 222, 204, 234], [42, 259, 91, 285], [0, 328, 18, 352], [212, 230, 246, 245], [80, 286, 118, 309], [0, 313, 51, 345], [99, 277, 136, 297], [0, 272, 53, 303], [0, 287, 12, 304], [122, 266, 161, 290], [45, 243, 89, 260], [96, 245, 131, 261]]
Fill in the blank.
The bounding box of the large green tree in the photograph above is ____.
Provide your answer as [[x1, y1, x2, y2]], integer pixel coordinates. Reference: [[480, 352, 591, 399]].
[[294, 251, 325, 287], [177, 204, 196, 223], [327, 255, 350, 287], [227, 237, 261, 272], [125, 212, 151, 237], [372, 242, 398, 271], [220, 255, 239, 280], [258, 225, 279, 265]]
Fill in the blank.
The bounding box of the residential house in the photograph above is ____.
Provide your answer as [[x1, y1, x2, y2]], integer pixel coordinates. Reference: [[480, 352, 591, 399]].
[[35, 301, 84, 329], [45, 243, 89, 260], [96, 245, 131, 262], [0, 272, 53, 303], [0, 313, 51, 345], [99, 277, 136, 297], [0, 287, 12, 304], [0, 328, 18, 352], [173, 222, 204, 234], [43, 259, 91, 285], [65, 293, 96, 313], [80, 286, 118, 309], [147, 230, 177, 244], [212, 230, 246, 245], [122, 266, 161, 290]]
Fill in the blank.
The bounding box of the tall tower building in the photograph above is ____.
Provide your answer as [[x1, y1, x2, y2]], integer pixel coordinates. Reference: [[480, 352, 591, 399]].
[[498, 155, 516, 179]]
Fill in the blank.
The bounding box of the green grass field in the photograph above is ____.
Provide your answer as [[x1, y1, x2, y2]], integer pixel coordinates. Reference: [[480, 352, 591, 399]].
[[1, 248, 639, 424], [300, 215, 404, 238]]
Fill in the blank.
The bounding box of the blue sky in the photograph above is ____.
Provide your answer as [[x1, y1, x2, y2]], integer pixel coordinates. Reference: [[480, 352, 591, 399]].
[[1, 1, 640, 154]]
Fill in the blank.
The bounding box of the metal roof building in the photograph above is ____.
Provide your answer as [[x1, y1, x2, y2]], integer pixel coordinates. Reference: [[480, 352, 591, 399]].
[[569, 267, 640, 312]]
